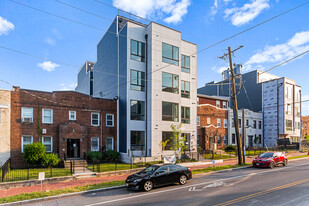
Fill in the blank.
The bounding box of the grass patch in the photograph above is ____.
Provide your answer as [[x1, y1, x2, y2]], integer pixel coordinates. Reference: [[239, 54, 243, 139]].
[[192, 163, 251, 175], [202, 154, 233, 160], [0, 180, 125, 204], [288, 155, 309, 160], [87, 161, 164, 172]]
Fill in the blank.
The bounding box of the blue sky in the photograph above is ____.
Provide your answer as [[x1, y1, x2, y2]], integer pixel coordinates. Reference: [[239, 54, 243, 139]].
[[0, 0, 309, 114]]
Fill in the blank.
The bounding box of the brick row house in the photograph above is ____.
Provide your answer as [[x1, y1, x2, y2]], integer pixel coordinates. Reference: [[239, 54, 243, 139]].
[[10, 87, 117, 168], [197, 94, 229, 150], [302, 116, 309, 139]]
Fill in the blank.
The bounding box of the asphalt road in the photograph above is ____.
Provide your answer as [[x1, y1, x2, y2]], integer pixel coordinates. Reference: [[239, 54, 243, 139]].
[[22, 158, 309, 206]]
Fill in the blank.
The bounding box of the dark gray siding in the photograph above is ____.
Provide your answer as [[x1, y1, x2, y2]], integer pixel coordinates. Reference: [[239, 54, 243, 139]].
[[75, 63, 90, 95]]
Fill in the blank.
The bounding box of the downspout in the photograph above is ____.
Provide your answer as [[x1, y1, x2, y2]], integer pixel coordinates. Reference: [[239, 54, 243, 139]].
[[116, 16, 120, 153], [101, 112, 103, 152], [145, 33, 148, 157], [299, 89, 302, 152]]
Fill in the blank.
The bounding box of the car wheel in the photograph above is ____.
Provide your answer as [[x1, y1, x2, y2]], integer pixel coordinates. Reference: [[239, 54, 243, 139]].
[[143, 180, 153, 192], [283, 159, 288, 166], [270, 161, 275, 169], [179, 175, 187, 185]]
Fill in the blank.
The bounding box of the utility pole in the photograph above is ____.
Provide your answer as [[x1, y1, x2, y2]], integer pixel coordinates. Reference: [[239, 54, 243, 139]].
[[218, 46, 243, 165]]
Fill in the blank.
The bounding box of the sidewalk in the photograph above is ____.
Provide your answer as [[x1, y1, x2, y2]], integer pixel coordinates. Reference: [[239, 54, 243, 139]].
[[0, 151, 306, 199]]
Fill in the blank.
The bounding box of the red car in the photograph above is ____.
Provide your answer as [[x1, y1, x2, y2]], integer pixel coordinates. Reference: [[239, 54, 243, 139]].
[[252, 152, 288, 168]]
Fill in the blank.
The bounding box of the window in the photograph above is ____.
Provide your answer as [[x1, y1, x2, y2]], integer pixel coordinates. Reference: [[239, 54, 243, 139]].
[[162, 131, 174, 150], [232, 134, 236, 144], [224, 135, 227, 145], [286, 104, 292, 114], [106, 137, 114, 151], [22, 136, 33, 153], [162, 102, 179, 122], [217, 118, 221, 128], [21, 107, 33, 123], [131, 131, 145, 150], [232, 118, 234, 127], [286, 86, 291, 98], [157, 166, 168, 173], [130, 40, 145, 62], [217, 135, 221, 145], [224, 119, 227, 128], [181, 54, 190, 73], [162, 43, 179, 65], [238, 119, 241, 128], [181, 107, 190, 124], [197, 117, 200, 126], [130, 70, 145, 91], [91, 112, 100, 126], [222, 102, 227, 109], [258, 135, 262, 144], [182, 133, 190, 149], [207, 117, 211, 124], [162, 72, 179, 94], [106, 114, 114, 127], [216, 100, 220, 108], [286, 120, 293, 131], [253, 120, 257, 129], [181, 81, 190, 98], [42, 109, 53, 124], [168, 165, 179, 172], [246, 119, 249, 127], [197, 135, 200, 146], [42, 136, 53, 152], [69, 111, 76, 120], [131, 100, 145, 121], [258, 121, 262, 129], [91, 137, 99, 151]]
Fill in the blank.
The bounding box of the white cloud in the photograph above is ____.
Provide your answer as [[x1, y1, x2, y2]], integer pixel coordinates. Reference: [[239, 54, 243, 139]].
[[224, 0, 270, 26], [44, 29, 62, 46], [245, 30, 309, 70], [37, 61, 60, 72], [45, 37, 56, 46], [113, 0, 191, 24], [59, 83, 77, 91], [0, 16, 14, 36], [211, 66, 228, 74], [210, 0, 218, 16]]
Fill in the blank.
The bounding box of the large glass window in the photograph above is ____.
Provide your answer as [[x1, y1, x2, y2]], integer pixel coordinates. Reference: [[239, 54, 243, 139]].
[[181, 54, 190, 73], [162, 43, 179, 65], [42, 109, 53, 124], [131, 100, 145, 121], [130, 70, 145, 91], [181, 81, 190, 98], [131, 40, 145, 62], [162, 72, 179, 93], [162, 102, 179, 122], [42, 136, 53, 152], [91, 137, 99, 151], [162, 131, 174, 150], [181, 107, 190, 124], [131, 131, 145, 150]]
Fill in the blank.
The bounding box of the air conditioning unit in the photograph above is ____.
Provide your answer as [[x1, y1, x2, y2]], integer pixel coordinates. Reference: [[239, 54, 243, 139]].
[[42, 129, 47, 134], [22, 117, 32, 123]]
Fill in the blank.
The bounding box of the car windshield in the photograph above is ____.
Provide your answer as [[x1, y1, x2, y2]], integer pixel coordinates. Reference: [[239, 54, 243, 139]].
[[259, 153, 274, 158], [138, 165, 160, 174]]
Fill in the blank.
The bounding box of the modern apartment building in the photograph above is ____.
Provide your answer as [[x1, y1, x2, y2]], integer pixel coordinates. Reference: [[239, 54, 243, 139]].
[[228, 108, 263, 148], [0, 89, 10, 166], [197, 94, 228, 150], [198, 70, 301, 147], [75, 61, 95, 96], [76, 15, 197, 161]]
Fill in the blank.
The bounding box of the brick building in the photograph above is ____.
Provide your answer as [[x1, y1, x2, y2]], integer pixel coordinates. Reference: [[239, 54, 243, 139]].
[[302, 116, 309, 139], [10, 87, 117, 168], [197, 94, 229, 150]]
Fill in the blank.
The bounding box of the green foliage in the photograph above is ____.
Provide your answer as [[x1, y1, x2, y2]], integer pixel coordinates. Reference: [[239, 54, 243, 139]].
[[41, 153, 60, 168], [305, 134, 309, 139], [160, 139, 169, 150], [225, 145, 237, 152], [170, 124, 187, 159], [105, 150, 120, 162], [23, 143, 46, 165], [87, 151, 103, 163]]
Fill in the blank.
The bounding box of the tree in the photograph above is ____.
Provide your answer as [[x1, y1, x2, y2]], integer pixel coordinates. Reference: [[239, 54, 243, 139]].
[[170, 124, 187, 160], [23, 142, 46, 166], [159, 139, 169, 161], [42, 153, 60, 168]]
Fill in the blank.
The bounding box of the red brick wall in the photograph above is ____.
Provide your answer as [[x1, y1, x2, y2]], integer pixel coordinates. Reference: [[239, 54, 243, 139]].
[[197, 97, 228, 150], [302, 116, 309, 140], [10, 87, 117, 168]]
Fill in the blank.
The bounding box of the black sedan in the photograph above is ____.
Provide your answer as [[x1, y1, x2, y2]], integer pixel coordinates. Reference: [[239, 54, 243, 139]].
[[125, 164, 192, 192]]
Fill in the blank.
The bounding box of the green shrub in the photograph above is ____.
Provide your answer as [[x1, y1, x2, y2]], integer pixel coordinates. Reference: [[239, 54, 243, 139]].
[[42, 153, 60, 168], [105, 150, 120, 162], [87, 151, 102, 163], [225, 145, 236, 152], [23, 143, 46, 166]]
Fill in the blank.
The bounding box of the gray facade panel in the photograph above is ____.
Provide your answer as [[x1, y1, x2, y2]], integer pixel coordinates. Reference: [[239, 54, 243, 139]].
[[75, 64, 90, 95]]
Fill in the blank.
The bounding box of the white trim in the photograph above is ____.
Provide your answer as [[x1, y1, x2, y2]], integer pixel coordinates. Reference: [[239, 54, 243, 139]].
[[42, 108, 53, 124], [91, 137, 100, 151], [106, 137, 114, 151], [21, 107, 33, 123], [91, 112, 100, 126], [106, 114, 114, 127], [21, 136, 33, 153], [42, 136, 53, 152], [69, 111, 76, 120]]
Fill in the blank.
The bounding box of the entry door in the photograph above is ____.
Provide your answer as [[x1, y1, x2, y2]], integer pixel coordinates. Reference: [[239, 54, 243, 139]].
[[248, 136, 253, 147], [67, 139, 80, 158], [209, 137, 214, 149]]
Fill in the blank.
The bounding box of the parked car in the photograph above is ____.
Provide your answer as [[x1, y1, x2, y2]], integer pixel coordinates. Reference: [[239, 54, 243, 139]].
[[125, 164, 192, 191], [252, 152, 288, 168]]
